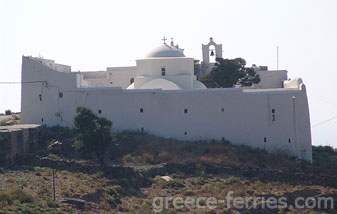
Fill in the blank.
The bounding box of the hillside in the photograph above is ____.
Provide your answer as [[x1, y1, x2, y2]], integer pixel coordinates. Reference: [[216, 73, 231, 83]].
[[0, 131, 337, 213]]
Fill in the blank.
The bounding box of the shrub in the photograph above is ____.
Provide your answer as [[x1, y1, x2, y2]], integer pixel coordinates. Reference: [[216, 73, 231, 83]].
[[224, 176, 240, 185], [73, 106, 113, 164], [5, 110, 11, 115], [0, 187, 34, 204], [47, 125, 74, 142], [48, 153, 61, 160], [105, 187, 121, 208]]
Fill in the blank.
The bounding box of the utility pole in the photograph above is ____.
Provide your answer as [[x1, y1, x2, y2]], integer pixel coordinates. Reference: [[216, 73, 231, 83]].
[[52, 169, 56, 201], [277, 46, 279, 70]]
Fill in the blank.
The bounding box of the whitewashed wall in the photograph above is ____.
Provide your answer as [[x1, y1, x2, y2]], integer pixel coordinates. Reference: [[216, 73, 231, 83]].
[[21, 56, 312, 161]]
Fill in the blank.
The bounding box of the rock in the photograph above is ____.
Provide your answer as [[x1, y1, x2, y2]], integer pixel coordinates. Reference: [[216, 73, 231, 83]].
[[48, 139, 75, 156], [160, 176, 173, 182], [61, 198, 86, 210], [81, 189, 105, 203]]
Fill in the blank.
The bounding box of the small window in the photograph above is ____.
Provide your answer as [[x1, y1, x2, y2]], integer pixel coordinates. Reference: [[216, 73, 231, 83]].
[[130, 78, 134, 84], [141, 127, 144, 132], [221, 108, 224, 112], [161, 71, 166, 76], [59, 92, 63, 98], [184, 132, 187, 135], [110, 82, 113, 84], [98, 110, 102, 114], [184, 109, 188, 113], [161, 67, 166, 72], [264, 137, 267, 142], [140, 108, 144, 113], [272, 115, 275, 121], [272, 109, 275, 113], [39, 94, 42, 101], [288, 138, 291, 143], [41, 117, 44, 122]]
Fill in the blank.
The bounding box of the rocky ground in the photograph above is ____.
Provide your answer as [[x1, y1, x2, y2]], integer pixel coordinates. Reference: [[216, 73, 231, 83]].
[[1, 132, 337, 213]]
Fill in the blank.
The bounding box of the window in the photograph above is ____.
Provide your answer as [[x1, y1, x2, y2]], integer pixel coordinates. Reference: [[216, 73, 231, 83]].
[[110, 82, 113, 84], [184, 109, 188, 113], [41, 117, 44, 122], [59, 92, 63, 98], [264, 137, 267, 142], [272, 109, 275, 113], [221, 108, 224, 112], [98, 110, 102, 114], [272, 115, 275, 121], [141, 127, 144, 132], [161, 67, 166, 76], [130, 78, 134, 84], [184, 132, 187, 135], [288, 138, 291, 143], [39, 94, 42, 101], [140, 108, 144, 113]]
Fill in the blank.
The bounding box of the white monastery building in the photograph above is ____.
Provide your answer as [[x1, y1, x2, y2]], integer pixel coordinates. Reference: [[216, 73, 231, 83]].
[[21, 38, 312, 161]]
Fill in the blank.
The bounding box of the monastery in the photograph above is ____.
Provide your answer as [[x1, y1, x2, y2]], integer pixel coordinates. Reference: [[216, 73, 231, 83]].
[[21, 38, 312, 161]]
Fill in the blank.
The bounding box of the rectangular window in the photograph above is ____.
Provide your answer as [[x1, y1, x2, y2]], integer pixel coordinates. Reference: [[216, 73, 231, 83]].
[[184, 109, 188, 113], [288, 138, 291, 143], [272, 109, 275, 113], [140, 108, 144, 113], [221, 108, 224, 112], [141, 127, 144, 132], [98, 110, 102, 114], [161, 67, 166, 76], [184, 132, 187, 135], [59, 92, 63, 98], [264, 137, 267, 142]]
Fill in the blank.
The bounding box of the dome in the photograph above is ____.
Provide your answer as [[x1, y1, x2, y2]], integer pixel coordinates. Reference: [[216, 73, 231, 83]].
[[193, 80, 207, 89], [140, 78, 181, 90], [146, 44, 185, 58]]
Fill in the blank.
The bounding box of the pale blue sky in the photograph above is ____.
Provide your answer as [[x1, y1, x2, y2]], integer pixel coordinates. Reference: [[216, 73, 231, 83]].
[[1, 0, 336, 146]]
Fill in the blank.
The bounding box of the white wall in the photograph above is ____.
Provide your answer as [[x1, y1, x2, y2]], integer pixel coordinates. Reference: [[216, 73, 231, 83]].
[[21, 56, 312, 161], [254, 70, 288, 89]]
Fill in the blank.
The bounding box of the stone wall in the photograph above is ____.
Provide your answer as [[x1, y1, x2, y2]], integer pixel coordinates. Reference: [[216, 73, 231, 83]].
[[0, 124, 47, 165]]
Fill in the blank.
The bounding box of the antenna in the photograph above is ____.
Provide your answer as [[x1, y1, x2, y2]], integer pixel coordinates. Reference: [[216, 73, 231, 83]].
[[277, 46, 279, 70]]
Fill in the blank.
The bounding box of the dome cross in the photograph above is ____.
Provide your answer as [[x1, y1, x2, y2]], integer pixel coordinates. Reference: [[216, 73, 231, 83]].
[[162, 36, 167, 44]]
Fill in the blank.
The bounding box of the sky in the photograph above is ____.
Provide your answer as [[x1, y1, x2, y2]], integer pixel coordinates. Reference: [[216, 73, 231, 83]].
[[0, 0, 336, 147]]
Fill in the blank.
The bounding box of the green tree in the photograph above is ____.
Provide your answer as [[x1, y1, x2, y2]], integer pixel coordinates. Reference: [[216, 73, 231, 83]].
[[199, 58, 260, 88], [72, 106, 113, 164]]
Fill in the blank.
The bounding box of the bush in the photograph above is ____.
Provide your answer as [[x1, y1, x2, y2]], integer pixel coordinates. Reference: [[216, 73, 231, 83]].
[[73, 106, 113, 163], [47, 125, 74, 142], [0, 187, 34, 205], [5, 110, 11, 115], [224, 176, 241, 185], [48, 153, 61, 160], [105, 187, 121, 208]]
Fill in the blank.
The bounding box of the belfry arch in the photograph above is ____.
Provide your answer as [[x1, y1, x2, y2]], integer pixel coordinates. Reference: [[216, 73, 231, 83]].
[[202, 37, 223, 64]]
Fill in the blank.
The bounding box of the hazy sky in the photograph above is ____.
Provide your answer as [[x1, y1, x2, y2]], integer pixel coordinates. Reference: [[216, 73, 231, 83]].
[[1, 0, 336, 146]]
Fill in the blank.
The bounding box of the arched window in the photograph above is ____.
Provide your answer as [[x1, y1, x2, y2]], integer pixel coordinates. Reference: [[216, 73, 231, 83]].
[[209, 45, 216, 63]]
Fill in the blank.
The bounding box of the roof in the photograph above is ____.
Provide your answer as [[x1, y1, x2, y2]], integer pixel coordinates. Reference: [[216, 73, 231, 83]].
[[145, 44, 185, 58]]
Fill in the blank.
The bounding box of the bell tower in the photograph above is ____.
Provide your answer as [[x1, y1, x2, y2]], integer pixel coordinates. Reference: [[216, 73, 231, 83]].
[[202, 37, 222, 64]]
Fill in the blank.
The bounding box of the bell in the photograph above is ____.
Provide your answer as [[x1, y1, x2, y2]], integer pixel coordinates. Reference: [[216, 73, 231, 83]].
[[210, 50, 214, 56]]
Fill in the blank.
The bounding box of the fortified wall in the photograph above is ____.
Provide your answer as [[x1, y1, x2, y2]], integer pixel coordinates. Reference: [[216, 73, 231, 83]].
[[0, 124, 47, 166]]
